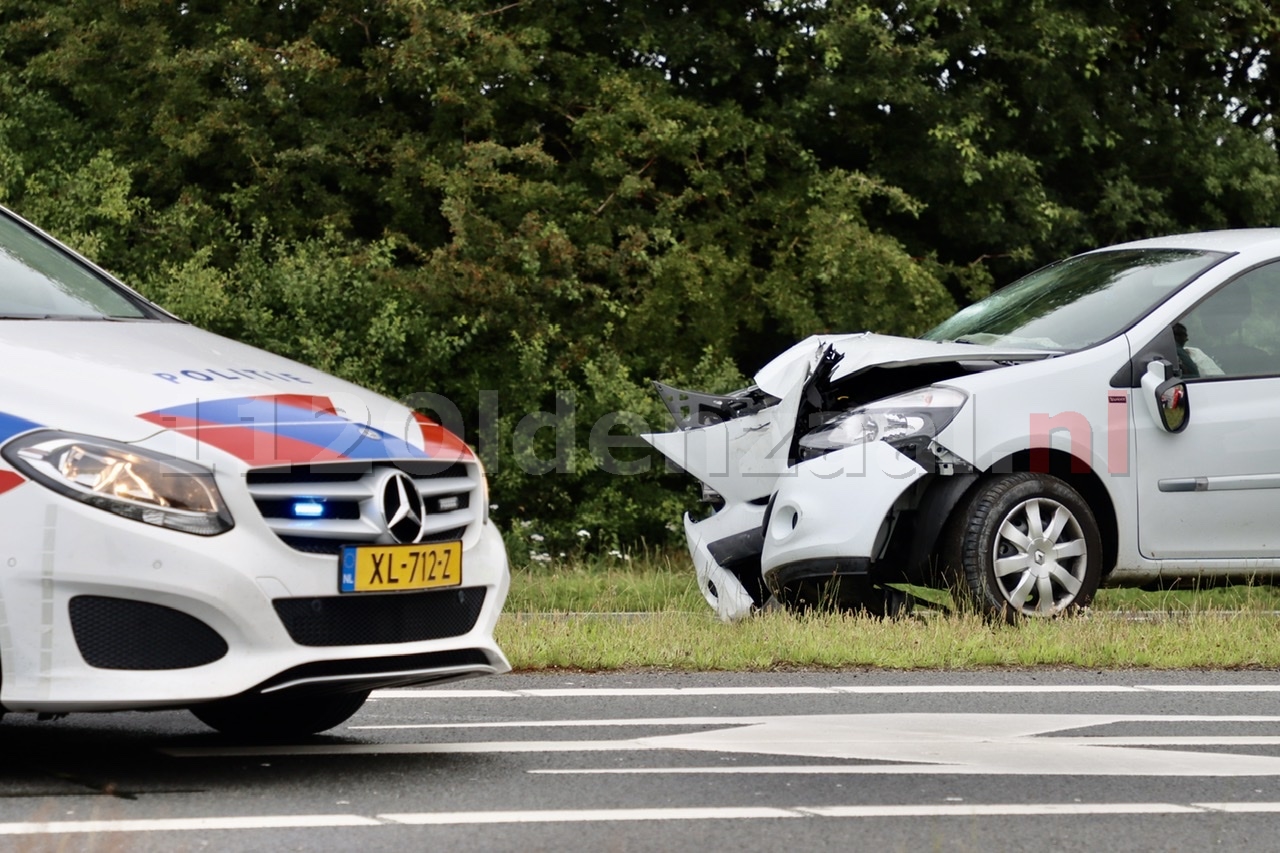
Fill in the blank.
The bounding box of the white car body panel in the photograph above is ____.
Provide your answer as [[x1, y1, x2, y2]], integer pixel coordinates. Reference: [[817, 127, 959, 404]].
[[645, 393, 799, 505], [761, 441, 926, 573]]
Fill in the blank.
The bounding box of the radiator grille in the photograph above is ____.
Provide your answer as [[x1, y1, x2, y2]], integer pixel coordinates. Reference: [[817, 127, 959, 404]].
[[247, 461, 479, 553]]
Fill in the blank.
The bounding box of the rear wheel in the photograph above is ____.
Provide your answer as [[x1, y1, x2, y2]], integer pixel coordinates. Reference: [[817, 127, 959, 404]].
[[945, 473, 1101, 622], [191, 689, 370, 739]]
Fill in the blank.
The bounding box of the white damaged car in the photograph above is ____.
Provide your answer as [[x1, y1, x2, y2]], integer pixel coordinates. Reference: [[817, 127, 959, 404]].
[[646, 231, 1280, 621], [0, 206, 509, 736]]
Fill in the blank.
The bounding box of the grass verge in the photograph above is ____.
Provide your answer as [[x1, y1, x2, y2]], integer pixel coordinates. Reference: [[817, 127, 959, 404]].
[[501, 554, 1280, 671], [497, 610, 1280, 670]]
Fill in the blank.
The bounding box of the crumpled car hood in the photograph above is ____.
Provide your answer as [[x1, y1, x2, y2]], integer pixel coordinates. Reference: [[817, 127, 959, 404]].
[[645, 332, 1053, 503], [753, 332, 1053, 397]]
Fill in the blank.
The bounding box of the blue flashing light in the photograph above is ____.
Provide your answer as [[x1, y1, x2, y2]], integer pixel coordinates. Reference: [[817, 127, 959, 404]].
[[292, 500, 326, 518]]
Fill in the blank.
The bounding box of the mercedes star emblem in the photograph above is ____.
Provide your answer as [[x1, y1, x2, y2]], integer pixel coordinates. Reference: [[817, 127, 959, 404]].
[[379, 471, 428, 544]]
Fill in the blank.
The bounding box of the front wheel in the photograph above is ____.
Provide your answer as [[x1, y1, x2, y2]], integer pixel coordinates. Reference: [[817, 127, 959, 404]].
[[945, 473, 1102, 622], [191, 689, 370, 739]]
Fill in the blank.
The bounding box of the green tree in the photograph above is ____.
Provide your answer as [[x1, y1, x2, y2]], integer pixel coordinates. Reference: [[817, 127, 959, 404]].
[[1, 1, 1277, 549]]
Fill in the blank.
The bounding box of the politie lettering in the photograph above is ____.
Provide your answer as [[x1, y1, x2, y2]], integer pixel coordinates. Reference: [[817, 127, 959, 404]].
[[153, 369, 313, 384]]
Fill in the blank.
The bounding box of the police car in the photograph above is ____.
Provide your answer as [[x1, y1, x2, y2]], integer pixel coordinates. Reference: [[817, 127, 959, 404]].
[[647, 230, 1280, 622], [0, 206, 510, 736]]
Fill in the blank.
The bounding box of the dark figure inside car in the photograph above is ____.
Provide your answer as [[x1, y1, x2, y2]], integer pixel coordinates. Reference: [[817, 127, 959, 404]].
[[1173, 322, 1199, 378]]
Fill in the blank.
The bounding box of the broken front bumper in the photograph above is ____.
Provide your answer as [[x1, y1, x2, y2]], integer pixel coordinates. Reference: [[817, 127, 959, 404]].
[[762, 441, 926, 589], [684, 442, 927, 621], [683, 501, 767, 622]]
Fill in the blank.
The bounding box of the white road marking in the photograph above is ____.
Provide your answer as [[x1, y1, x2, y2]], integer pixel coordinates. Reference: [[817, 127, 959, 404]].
[[534, 762, 1280, 777], [350, 716, 761, 730], [797, 803, 1205, 817], [162, 740, 660, 758], [630, 713, 1280, 776], [370, 684, 1280, 699], [350, 715, 1280, 732], [1060, 736, 1280, 746], [6, 802, 1280, 835], [0, 815, 381, 835], [1195, 801, 1280, 812], [171, 713, 1280, 776], [380, 806, 799, 824]]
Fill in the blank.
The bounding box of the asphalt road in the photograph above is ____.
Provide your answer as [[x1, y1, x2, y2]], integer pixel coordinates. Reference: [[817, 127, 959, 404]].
[[5, 670, 1280, 851]]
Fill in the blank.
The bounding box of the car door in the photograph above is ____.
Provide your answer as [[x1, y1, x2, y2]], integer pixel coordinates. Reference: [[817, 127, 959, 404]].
[[1135, 260, 1280, 561]]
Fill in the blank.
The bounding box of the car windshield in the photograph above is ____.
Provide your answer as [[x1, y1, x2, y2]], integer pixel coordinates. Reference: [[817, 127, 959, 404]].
[[922, 249, 1226, 352], [0, 211, 153, 320]]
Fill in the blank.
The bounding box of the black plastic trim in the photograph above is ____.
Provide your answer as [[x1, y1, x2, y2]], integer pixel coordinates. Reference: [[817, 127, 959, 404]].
[[765, 557, 872, 598], [273, 587, 486, 646], [70, 596, 228, 670], [251, 648, 494, 697], [706, 528, 765, 567], [905, 473, 979, 584]]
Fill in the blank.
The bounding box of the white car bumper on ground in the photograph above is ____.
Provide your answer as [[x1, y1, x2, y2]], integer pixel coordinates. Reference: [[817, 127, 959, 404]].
[[682, 501, 767, 622]]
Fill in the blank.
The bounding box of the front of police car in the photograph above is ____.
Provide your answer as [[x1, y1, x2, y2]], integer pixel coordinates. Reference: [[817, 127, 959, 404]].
[[0, 208, 509, 737]]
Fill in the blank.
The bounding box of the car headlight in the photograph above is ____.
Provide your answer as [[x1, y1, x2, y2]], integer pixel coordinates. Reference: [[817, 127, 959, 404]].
[[2, 431, 233, 535], [797, 387, 968, 460]]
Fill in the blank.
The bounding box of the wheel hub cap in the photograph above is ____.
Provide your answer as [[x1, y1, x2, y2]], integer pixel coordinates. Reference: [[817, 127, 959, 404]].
[[992, 497, 1088, 616]]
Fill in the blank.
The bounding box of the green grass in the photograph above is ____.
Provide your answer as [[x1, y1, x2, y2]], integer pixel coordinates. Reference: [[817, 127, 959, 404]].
[[505, 554, 703, 613], [497, 609, 1280, 671], [1095, 584, 1280, 612], [506, 553, 1280, 615], [500, 553, 1280, 671]]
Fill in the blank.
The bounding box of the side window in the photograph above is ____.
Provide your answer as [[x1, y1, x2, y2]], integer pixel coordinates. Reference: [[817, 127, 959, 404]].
[[1176, 262, 1280, 379]]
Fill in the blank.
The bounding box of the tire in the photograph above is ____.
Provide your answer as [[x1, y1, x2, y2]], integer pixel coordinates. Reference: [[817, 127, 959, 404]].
[[945, 473, 1102, 622], [191, 689, 370, 739]]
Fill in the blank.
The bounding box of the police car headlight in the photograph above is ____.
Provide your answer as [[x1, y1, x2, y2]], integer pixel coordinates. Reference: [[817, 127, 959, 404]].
[[2, 431, 233, 535], [798, 387, 968, 460]]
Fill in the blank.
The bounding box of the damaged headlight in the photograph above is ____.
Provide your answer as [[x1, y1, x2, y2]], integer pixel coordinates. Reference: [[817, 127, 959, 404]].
[[797, 387, 968, 460], [2, 431, 233, 535]]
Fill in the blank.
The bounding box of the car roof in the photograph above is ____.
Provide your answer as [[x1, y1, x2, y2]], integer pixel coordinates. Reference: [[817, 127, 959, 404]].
[[1090, 228, 1280, 257]]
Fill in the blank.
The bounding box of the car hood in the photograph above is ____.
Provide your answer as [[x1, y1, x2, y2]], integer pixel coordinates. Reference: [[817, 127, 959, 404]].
[[645, 332, 1053, 503], [0, 321, 467, 467], [753, 332, 1053, 397]]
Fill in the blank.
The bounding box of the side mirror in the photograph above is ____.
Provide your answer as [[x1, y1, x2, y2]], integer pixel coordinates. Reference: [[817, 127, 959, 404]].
[[1140, 359, 1190, 433]]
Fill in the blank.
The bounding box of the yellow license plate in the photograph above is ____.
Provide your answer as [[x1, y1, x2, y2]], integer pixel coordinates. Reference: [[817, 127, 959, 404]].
[[339, 542, 462, 593]]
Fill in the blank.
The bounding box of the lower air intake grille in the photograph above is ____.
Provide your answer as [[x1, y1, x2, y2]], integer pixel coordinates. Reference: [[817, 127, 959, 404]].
[[273, 587, 487, 647], [69, 596, 229, 670]]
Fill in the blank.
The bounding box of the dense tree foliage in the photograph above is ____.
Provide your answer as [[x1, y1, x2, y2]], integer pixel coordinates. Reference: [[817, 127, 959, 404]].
[[1, 1, 1277, 551]]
